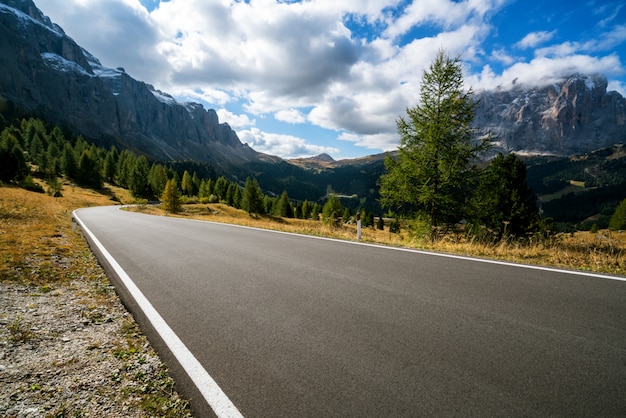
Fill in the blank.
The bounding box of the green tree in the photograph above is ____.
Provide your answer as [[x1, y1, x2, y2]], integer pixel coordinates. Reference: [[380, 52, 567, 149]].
[[609, 198, 626, 231], [0, 132, 28, 182], [103, 147, 118, 183], [214, 176, 229, 201], [322, 194, 343, 224], [161, 178, 181, 214], [275, 191, 292, 218], [342, 207, 352, 223], [380, 50, 489, 242], [181, 171, 193, 196], [115, 150, 134, 188], [470, 153, 539, 240], [62, 143, 77, 180], [311, 202, 321, 221], [301, 200, 312, 219], [129, 155, 151, 198], [148, 163, 168, 198], [241, 177, 264, 215], [76, 149, 102, 188]]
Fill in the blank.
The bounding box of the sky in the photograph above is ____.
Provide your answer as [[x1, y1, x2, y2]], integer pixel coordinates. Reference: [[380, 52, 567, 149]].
[[35, 0, 626, 160]]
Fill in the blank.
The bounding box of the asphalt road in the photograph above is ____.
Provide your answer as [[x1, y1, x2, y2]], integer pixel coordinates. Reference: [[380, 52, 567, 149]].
[[74, 206, 626, 417]]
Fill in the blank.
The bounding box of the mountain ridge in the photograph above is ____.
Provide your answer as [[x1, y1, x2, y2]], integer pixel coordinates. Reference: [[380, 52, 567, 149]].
[[0, 0, 267, 169]]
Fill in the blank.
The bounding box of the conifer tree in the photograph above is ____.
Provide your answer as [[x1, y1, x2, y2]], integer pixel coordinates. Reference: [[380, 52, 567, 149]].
[[241, 177, 264, 215], [322, 195, 343, 224], [0, 132, 28, 182], [380, 50, 489, 241], [470, 153, 539, 240], [609, 199, 626, 231], [148, 163, 168, 197], [161, 178, 181, 214], [181, 171, 193, 196], [62, 143, 77, 180], [129, 155, 150, 198]]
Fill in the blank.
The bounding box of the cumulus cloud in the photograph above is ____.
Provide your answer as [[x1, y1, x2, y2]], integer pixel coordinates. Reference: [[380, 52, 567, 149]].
[[37, 0, 166, 83], [516, 30, 557, 49], [238, 128, 339, 159], [275, 109, 307, 124], [216, 109, 256, 130], [468, 54, 624, 91]]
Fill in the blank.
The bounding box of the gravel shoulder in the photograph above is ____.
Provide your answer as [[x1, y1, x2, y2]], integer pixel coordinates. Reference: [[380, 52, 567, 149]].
[[0, 186, 193, 417], [0, 270, 192, 417]]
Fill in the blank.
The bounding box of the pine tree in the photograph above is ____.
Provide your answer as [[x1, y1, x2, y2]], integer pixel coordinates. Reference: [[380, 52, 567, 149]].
[[275, 191, 292, 217], [62, 143, 77, 180], [301, 200, 312, 219], [103, 147, 118, 183], [148, 163, 168, 197], [181, 171, 193, 196]]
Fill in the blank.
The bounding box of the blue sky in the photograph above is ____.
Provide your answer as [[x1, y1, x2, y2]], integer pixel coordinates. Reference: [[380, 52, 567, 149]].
[[36, 0, 626, 160]]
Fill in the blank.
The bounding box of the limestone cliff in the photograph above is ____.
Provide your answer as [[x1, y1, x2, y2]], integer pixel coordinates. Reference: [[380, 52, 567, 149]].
[[474, 74, 626, 156]]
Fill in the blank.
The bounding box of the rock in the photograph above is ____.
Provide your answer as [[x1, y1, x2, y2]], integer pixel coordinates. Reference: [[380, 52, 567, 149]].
[[474, 74, 626, 156]]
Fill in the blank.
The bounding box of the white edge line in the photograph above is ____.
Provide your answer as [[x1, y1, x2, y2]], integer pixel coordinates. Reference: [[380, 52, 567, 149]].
[[73, 209, 244, 418], [166, 212, 626, 283]]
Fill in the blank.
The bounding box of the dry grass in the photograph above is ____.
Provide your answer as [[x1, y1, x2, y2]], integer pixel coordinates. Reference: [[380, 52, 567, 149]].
[[132, 202, 626, 277], [0, 181, 129, 284]]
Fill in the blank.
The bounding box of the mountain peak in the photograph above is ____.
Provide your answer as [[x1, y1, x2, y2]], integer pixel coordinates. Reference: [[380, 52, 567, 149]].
[[313, 153, 335, 162]]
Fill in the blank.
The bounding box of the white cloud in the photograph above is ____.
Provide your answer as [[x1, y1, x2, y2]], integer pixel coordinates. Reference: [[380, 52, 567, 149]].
[[216, 109, 256, 130], [516, 30, 557, 49], [469, 54, 624, 91], [275, 109, 307, 124], [338, 132, 398, 152], [37, 0, 166, 83], [238, 128, 340, 159]]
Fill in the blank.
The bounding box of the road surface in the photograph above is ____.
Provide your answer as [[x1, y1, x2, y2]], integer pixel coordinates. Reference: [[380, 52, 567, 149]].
[[74, 206, 626, 417]]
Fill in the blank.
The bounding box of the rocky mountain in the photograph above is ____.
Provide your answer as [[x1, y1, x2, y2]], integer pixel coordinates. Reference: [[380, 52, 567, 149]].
[[0, 0, 267, 168], [474, 74, 626, 156]]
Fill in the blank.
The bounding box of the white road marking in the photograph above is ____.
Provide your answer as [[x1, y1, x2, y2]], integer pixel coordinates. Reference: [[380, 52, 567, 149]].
[[73, 209, 244, 418]]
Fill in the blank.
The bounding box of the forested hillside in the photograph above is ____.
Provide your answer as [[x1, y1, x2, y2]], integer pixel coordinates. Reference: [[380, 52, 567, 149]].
[[525, 145, 626, 230]]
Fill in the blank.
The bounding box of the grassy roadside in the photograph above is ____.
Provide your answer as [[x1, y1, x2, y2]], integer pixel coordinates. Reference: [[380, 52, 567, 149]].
[[132, 202, 626, 276], [0, 183, 192, 417]]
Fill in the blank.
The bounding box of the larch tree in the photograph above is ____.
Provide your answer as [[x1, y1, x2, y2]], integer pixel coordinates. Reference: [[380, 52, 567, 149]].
[[380, 50, 490, 242], [161, 178, 182, 214]]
